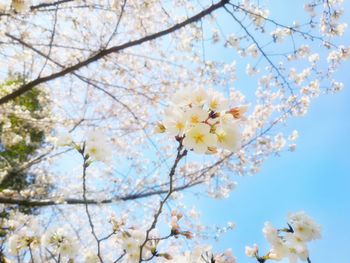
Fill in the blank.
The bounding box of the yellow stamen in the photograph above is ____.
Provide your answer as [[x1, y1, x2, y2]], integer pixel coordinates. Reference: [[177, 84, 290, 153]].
[[194, 133, 204, 144], [176, 122, 184, 130], [191, 116, 199, 123]]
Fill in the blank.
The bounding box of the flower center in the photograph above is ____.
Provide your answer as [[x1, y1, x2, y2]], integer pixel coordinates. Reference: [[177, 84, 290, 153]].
[[176, 122, 184, 131], [210, 100, 218, 109], [217, 132, 226, 143], [90, 147, 97, 154], [193, 133, 205, 144], [191, 116, 199, 123]]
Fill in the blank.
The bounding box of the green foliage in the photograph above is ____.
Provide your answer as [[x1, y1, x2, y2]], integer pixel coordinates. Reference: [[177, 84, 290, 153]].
[[0, 77, 47, 191]]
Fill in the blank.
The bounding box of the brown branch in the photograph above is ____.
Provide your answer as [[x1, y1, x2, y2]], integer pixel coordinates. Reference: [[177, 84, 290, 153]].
[[37, 5, 59, 77], [228, 3, 337, 48], [0, 100, 301, 208], [4, 33, 174, 174], [0, 179, 199, 207], [0, 0, 229, 105], [138, 143, 187, 262], [113, 251, 126, 263], [4, 33, 144, 123], [104, 0, 127, 48], [30, 0, 74, 11]]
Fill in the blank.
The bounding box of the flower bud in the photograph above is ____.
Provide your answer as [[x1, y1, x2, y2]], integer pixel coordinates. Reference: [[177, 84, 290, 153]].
[[12, 0, 30, 13], [154, 122, 166, 133], [206, 147, 218, 154], [245, 244, 258, 257], [158, 253, 173, 260], [181, 231, 193, 239], [227, 105, 249, 119]]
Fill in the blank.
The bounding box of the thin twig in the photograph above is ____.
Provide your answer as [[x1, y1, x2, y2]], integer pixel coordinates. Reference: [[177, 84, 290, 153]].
[[138, 142, 187, 262], [80, 145, 104, 263]]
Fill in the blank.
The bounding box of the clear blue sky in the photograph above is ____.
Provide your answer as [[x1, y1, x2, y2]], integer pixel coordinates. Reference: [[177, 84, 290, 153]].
[[186, 1, 350, 262]]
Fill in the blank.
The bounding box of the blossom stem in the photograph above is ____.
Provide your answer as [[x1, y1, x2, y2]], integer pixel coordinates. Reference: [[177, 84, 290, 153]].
[[28, 246, 35, 263], [138, 142, 187, 262], [80, 145, 104, 263]]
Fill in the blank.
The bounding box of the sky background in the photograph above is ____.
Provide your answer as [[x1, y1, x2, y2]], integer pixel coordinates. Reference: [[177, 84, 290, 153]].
[[185, 1, 350, 263]]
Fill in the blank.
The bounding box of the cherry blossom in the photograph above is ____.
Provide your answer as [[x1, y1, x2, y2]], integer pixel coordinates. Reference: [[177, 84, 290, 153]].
[[0, 0, 347, 262]]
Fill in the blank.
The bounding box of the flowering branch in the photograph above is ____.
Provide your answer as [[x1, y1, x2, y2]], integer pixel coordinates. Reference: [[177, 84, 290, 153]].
[[245, 212, 321, 263], [223, 6, 294, 94], [0, 180, 201, 207], [138, 142, 187, 262], [79, 144, 104, 263], [0, 0, 347, 260], [227, 3, 338, 49], [0, 0, 229, 105]]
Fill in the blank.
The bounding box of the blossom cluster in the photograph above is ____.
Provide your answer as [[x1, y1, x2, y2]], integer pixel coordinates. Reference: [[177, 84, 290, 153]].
[[156, 88, 246, 154], [110, 211, 235, 262], [55, 130, 112, 163], [118, 228, 149, 262], [245, 211, 321, 263], [0, 0, 346, 262], [41, 228, 78, 258], [239, 0, 269, 28], [168, 245, 236, 263], [0, 0, 31, 13], [319, 0, 347, 37], [0, 211, 78, 261]]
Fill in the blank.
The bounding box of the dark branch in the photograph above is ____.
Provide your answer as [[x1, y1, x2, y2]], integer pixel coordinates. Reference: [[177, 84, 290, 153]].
[[0, 0, 229, 105], [30, 0, 74, 11], [138, 143, 187, 262], [0, 179, 199, 207]]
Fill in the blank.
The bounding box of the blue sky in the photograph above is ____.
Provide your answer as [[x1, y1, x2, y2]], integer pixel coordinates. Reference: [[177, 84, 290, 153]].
[[186, 1, 350, 262]]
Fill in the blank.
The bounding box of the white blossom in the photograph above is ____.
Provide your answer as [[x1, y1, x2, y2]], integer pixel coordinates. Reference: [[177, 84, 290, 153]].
[[245, 244, 258, 257], [85, 131, 113, 163], [84, 251, 100, 263], [215, 125, 241, 152], [183, 123, 217, 154], [41, 228, 77, 258], [288, 211, 322, 241]]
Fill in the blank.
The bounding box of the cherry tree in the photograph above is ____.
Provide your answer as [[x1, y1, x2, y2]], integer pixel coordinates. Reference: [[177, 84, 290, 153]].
[[0, 0, 348, 262]]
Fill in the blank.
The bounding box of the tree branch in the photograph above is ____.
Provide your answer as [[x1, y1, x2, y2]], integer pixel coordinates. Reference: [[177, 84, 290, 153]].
[[30, 0, 74, 11], [0, 0, 229, 105], [0, 101, 300, 208], [138, 142, 187, 262], [224, 6, 294, 94], [80, 146, 104, 263], [0, 179, 198, 207]]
